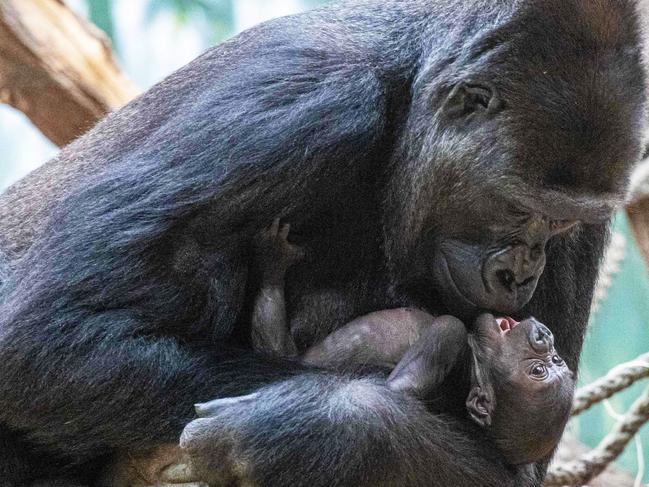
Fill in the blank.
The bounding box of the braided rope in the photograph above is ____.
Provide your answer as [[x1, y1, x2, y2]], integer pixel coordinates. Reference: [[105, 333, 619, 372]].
[[590, 232, 626, 316], [572, 353, 649, 416], [544, 352, 649, 486], [545, 386, 649, 486]]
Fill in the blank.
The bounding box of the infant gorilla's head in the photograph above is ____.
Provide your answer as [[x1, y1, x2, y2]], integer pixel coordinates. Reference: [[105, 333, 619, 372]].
[[467, 315, 575, 465]]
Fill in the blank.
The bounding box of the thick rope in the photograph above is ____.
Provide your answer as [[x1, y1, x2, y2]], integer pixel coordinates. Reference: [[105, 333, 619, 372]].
[[544, 352, 649, 486], [590, 231, 626, 316], [572, 352, 649, 416], [545, 385, 649, 486]]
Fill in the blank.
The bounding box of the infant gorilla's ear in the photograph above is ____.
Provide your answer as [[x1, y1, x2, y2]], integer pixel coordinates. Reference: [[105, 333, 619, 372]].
[[466, 386, 494, 427]]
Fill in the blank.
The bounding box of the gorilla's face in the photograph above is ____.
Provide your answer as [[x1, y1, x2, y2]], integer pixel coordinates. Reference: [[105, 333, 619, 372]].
[[383, 0, 647, 317], [386, 59, 644, 317], [431, 212, 573, 316], [414, 174, 586, 316]]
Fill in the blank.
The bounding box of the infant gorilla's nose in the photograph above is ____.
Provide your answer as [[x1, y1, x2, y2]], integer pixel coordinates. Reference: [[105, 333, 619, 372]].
[[528, 321, 553, 353]]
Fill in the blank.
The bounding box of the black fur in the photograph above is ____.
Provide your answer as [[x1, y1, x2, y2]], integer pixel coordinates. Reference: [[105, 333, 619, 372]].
[[0, 0, 645, 485]]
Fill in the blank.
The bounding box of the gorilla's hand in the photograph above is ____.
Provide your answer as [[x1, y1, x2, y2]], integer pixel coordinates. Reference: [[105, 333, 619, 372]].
[[177, 394, 261, 487]]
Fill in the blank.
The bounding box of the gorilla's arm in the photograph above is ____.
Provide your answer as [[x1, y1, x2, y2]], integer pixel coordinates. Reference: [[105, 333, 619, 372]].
[[182, 374, 523, 487], [0, 6, 393, 481]]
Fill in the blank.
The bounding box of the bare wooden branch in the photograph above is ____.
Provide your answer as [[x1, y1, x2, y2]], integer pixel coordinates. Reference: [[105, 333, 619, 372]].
[[0, 0, 138, 147], [628, 159, 649, 269]]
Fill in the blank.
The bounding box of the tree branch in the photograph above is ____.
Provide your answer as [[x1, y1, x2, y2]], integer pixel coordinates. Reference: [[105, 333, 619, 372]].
[[627, 158, 649, 270], [0, 0, 137, 147]]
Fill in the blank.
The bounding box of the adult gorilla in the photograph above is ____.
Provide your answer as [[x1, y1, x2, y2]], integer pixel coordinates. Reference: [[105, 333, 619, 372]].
[[0, 0, 645, 485]]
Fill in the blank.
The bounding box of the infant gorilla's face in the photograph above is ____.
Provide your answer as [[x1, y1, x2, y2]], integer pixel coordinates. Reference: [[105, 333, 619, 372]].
[[472, 314, 571, 379], [468, 314, 575, 465]]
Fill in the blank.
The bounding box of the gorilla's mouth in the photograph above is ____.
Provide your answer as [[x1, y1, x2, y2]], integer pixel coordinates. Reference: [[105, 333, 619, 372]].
[[439, 254, 479, 311], [496, 316, 519, 335]]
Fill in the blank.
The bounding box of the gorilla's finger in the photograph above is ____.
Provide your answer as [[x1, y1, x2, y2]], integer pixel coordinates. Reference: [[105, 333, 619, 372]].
[[159, 461, 201, 484], [194, 392, 259, 418]]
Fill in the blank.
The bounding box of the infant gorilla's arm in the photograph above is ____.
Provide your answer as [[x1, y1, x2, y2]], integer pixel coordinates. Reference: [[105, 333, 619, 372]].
[[252, 221, 449, 368], [252, 220, 469, 397], [386, 316, 468, 398], [251, 219, 303, 357]]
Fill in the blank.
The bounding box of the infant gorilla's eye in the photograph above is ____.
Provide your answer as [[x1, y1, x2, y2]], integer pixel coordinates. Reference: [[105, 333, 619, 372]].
[[530, 364, 547, 379], [551, 355, 564, 366]]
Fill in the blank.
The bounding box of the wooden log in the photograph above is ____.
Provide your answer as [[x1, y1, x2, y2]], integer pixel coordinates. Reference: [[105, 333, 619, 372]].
[[628, 159, 649, 269], [0, 0, 138, 147]]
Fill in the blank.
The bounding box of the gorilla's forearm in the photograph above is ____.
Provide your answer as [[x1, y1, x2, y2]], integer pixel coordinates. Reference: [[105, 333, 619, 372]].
[[181, 374, 524, 487], [0, 320, 523, 487]]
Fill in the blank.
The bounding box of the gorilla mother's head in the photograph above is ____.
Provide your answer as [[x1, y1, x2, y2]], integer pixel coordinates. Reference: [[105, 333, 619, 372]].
[[384, 0, 646, 317]]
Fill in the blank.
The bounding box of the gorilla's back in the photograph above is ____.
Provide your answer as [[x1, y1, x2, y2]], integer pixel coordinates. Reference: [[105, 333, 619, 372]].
[[0, 154, 83, 266]]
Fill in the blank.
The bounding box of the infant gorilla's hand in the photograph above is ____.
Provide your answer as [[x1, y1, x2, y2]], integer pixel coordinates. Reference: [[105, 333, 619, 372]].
[[254, 218, 305, 283], [179, 394, 260, 487]]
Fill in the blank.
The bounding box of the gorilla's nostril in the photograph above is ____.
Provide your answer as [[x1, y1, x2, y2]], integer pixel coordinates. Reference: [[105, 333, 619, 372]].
[[496, 270, 515, 291]]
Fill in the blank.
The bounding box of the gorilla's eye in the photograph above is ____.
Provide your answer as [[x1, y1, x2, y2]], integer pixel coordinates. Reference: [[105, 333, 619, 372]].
[[530, 364, 548, 379], [466, 85, 491, 109], [551, 355, 564, 366], [443, 81, 502, 116]]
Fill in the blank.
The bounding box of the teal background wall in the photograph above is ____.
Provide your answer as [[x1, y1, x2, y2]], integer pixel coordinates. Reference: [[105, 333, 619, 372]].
[[574, 214, 649, 483]]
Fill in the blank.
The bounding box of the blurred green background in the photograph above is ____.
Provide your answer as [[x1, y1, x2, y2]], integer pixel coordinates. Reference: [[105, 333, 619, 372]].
[[0, 0, 647, 482]]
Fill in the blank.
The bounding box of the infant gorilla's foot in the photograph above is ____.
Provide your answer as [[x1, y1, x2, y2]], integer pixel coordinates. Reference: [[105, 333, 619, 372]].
[[254, 218, 305, 282]]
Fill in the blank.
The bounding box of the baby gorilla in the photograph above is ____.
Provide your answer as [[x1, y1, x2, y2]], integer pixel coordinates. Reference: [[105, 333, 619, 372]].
[[239, 220, 576, 466]]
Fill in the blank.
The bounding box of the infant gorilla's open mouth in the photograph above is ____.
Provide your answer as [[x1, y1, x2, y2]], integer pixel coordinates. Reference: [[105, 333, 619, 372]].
[[495, 316, 519, 335]]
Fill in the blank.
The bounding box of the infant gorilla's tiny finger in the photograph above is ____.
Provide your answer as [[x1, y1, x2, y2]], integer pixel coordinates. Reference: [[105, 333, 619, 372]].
[[287, 243, 305, 260], [194, 392, 259, 418], [295, 245, 306, 259], [270, 217, 281, 236], [279, 222, 291, 240]]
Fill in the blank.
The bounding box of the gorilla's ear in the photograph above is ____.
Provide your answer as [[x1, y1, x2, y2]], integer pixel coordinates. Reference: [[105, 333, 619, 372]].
[[443, 81, 502, 117], [466, 386, 494, 427]]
